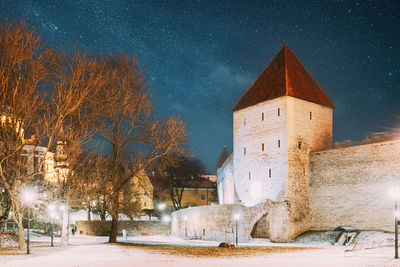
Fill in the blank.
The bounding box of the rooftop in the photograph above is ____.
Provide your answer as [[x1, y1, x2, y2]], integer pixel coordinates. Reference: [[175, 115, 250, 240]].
[[232, 44, 335, 112]]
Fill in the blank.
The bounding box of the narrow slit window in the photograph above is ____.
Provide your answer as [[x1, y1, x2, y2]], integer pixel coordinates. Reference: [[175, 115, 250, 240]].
[[249, 172, 251, 180], [262, 143, 264, 151], [298, 141, 302, 149], [310, 112, 312, 120], [244, 118, 246, 126], [278, 140, 280, 148], [269, 169, 271, 178], [244, 147, 246, 155], [278, 108, 280, 116], [261, 112, 264, 121]]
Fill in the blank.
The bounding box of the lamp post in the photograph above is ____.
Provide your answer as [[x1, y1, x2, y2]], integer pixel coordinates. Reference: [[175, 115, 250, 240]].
[[22, 188, 37, 254], [390, 186, 400, 259], [183, 215, 188, 238], [158, 203, 166, 213], [233, 213, 240, 246], [48, 203, 57, 247]]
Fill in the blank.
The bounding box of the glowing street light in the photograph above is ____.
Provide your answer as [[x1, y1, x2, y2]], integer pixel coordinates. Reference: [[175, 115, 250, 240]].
[[233, 213, 241, 246], [21, 188, 37, 254], [389, 186, 400, 259], [158, 203, 166, 211]]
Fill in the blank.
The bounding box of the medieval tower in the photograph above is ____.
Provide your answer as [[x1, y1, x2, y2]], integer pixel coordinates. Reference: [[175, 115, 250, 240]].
[[230, 44, 335, 241], [174, 44, 400, 243]]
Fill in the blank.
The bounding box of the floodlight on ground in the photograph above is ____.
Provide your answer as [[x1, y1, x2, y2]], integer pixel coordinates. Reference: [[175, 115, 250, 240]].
[[233, 213, 241, 221], [158, 203, 166, 211]]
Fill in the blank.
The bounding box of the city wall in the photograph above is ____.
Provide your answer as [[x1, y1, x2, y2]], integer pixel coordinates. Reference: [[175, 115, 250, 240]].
[[309, 140, 400, 232], [171, 202, 271, 242], [76, 220, 170, 236]]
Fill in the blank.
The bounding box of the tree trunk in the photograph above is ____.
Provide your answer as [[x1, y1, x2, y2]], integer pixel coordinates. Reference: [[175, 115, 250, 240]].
[[108, 192, 119, 243], [88, 206, 91, 221], [17, 212, 25, 250]]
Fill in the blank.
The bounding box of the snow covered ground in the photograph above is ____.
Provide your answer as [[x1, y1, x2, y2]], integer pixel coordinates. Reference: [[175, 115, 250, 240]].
[[1, 234, 400, 266]]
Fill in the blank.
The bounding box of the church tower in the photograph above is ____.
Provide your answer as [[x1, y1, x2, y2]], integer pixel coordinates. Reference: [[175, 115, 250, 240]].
[[231, 44, 334, 241]]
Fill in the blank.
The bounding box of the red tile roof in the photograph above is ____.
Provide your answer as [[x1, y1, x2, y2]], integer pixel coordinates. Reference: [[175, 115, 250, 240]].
[[231, 44, 335, 112]]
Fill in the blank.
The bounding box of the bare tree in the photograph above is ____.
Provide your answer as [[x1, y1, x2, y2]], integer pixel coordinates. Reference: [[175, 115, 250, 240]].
[[89, 54, 187, 242], [161, 157, 205, 211], [0, 20, 49, 249], [42, 49, 105, 245], [73, 153, 112, 221]]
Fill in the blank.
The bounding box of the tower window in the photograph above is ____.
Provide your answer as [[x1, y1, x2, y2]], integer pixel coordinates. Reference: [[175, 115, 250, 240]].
[[310, 112, 312, 120], [298, 141, 302, 149], [269, 169, 271, 178], [244, 147, 246, 155], [261, 112, 264, 121], [278, 108, 280, 116], [262, 143, 264, 151], [278, 140, 280, 148], [249, 172, 251, 180], [244, 118, 246, 126]]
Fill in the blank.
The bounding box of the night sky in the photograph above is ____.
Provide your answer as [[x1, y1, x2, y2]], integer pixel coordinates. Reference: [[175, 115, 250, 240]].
[[1, 0, 399, 173]]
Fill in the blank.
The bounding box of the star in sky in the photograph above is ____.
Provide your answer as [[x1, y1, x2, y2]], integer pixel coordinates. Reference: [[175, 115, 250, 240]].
[[0, 0, 399, 172]]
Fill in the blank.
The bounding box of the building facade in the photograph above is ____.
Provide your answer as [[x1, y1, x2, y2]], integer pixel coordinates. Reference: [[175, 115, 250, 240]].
[[216, 44, 400, 242]]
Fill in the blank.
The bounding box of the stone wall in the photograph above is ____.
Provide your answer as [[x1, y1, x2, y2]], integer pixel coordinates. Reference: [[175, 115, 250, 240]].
[[171, 202, 271, 242], [309, 140, 400, 231], [233, 96, 288, 206], [217, 153, 234, 204], [286, 97, 333, 240], [76, 220, 170, 236]]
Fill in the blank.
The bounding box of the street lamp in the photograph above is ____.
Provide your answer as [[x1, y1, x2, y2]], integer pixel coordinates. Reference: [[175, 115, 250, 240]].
[[183, 215, 188, 238], [21, 188, 37, 254], [158, 203, 166, 211], [233, 213, 240, 246], [390, 186, 400, 259], [48, 203, 58, 247]]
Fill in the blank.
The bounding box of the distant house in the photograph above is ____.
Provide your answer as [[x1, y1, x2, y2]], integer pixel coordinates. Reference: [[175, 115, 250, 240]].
[[149, 174, 218, 210], [120, 169, 154, 214]]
